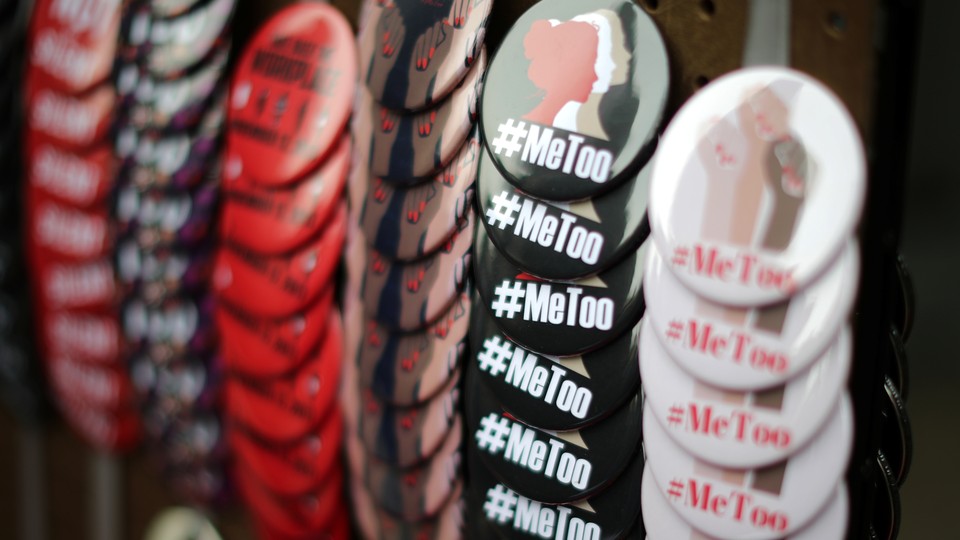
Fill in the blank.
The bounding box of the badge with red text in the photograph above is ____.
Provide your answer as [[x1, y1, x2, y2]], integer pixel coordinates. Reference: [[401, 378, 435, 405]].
[[225, 317, 342, 443], [361, 211, 473, 331], [643, 241, 858, 390], [359, 0, 490, 112], [480, 0, 667, 201], [649, 67, 866, 306], [363, 416, 462, 521], [358, 292, 468, 407], [641, 321, 851, 468], [474, 223, 647, 356], [229, 410, 342, 498], [479, 145, 651, 279], [466, 439, 644, 540], [212, 203, 345, 318], [226, 2, 357, 186], [471, 293, 640, 431], [643, 397, 852, 539], [358, 370, 460, 467], [38, 258, 116, 310], [26, 80, 114, 149], [355, 47, 484, 180], [358, 131, 479, 260], [221, 136, 350, 256], [27, 134, 114, 208], [467, 358, 642, 504], [641, 465, 849, 540]]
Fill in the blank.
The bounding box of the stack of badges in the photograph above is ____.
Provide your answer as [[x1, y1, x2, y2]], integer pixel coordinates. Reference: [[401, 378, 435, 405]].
[[212, 4, 356, 537], [22, 0, 143, 451], [0, 0, 44, 422], [343, 0, 492, 536], [467, 0, 667, 537], [641, 68, 866, 539], [111, 0, 235, 505]]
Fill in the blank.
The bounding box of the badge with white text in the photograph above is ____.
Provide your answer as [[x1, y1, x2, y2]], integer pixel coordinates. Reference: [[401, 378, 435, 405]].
[[643, 241, 858, 390], [471, 293, 640, 431], [359, 0, 490, 112], [478, 146, 650, 279], [649, 67, 866, 306], [480, 0, 667, 201], [27, 134, 114, 208], [475, 223, 647, 356]]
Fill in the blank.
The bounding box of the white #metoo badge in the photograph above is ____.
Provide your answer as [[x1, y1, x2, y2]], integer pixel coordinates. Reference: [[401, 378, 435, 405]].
[[648, 67, 865, 306], [643, 397, 852, 539], [642, 465, 848, 540], [640, 321, 851, 468], [643, 242, 857, 390]]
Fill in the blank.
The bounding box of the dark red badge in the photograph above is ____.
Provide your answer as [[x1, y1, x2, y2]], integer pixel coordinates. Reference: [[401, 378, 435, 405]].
[[27, 133, 114, 208]]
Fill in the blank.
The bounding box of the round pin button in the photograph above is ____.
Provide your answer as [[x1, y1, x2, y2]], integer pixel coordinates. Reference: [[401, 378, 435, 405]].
[[643, 395, 853, 539], [641, 320, 851, 468], [217, 288, 334, 379], [212, 203, 345, 318], [142, 0, 234, 77], [47, 354, 135, 410], [358, 292, 469, 407], [42, 310, 121, 365], [478, 144, 651, 279], [55, 395, 141, 452], [354, 47, 485, 181], [471, 291, 640, 431], [649, 67, 866, 306], [28, 11, 118, 93], [359, 0, 491, 112], [27, 134, 114, 209], [364, 416, 462, 521], [26, 80, 115, 149], [362, 211, 473, 331], [115, 173, 219, 250], [358, 369, 460, 468], [236, 462, 343, 538], [226, 2, 356, 186], [480, 0, 667, 202], [39, 258, 116, 311], [466, 440, 644, 540], [27, 188, 113, 261], [873, 450, 901, 540], [116, 238, 215, 305], [144, 507, 223, 540], [221, 136, 350, 256], [358, 131, 479, 260], [885, 326, 909, 402], [350, 475, 465, 540], [641, 465, 849, 540], [892, 254, 915, 342], [644, 240, 858, 390], [123, 294, 217, 355], [474, 222, 647, 356], [467, 357, 642, 504], [880, 376, 912, 487]]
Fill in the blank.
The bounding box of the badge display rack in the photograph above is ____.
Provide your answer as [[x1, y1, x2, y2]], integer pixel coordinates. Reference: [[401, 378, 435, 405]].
[[0, 0, 919, 538]]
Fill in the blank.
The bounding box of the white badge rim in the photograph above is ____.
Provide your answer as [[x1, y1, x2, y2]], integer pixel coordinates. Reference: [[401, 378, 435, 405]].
[[640, 320, 851, 468], [648, 67, 865, 306], [641, 465, 848, 540], [643, 395, 853, 539], [643, 240, 858, 390]]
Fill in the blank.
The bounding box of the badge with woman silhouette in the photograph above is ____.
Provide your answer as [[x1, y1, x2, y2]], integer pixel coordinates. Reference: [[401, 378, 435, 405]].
[[649, 68, 866, 306], [480, 0, 667, 201]]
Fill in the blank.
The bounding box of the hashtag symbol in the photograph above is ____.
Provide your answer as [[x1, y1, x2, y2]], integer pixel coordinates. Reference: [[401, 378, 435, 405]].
[[490, 119, 528, 157], [667, 405, 684, 427], [475, 413, 511, 455], [666, 320, 683, 342], [491, 280, 525, 319], [667, 479, 684, 500], [483, 485, 518, 524], [478, 336, 513, 377], [671, 247, 690, 267], [485, 191, 522, 230]]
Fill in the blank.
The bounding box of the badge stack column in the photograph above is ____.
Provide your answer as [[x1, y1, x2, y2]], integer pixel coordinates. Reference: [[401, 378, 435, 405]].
[[0, 0, 43, 420], [467, 0, 668, 537], [210, 4, 356, 538], [640, 68, 866, 539], [342, 0, 491, 536], [23, 0, 142, 451], [112, 0, 235, 504]]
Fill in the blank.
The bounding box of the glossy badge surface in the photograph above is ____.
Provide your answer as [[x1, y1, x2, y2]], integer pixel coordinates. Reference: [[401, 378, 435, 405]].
[[478, 146, 650, 279], [648, 67, 866, 306], [475, 223, 647, 356], [226, 2, 357, 186], [358, 0, 491, 112], [480, 0, 667, 202]]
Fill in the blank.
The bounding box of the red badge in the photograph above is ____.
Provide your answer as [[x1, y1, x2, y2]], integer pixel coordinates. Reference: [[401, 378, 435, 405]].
[[26, 186, 113, 261], [27, 133, 115, 208], [46, 353, 134, 410], [28, 21, 118, 94], [25, 76, 115, 149], [55, 394, 141, 453], [226, 2, 357, 186], [212, 203, 346, 318], [237, 463, 344, 540], [36, 258, 116, 311], [221, 136, 350, 255]]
